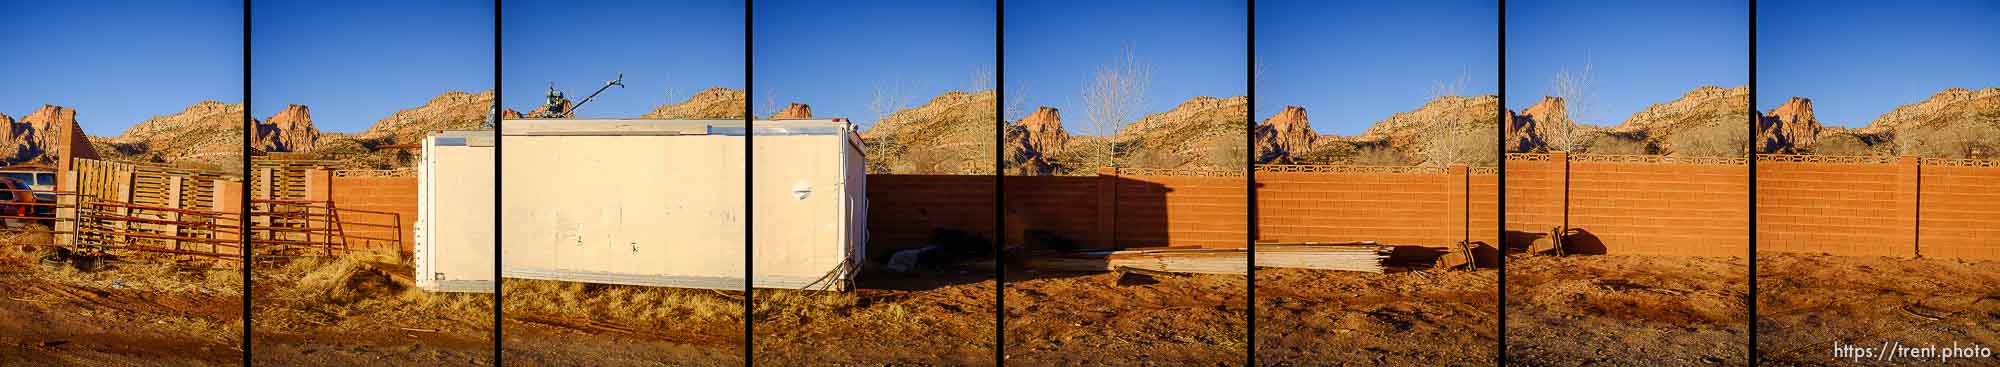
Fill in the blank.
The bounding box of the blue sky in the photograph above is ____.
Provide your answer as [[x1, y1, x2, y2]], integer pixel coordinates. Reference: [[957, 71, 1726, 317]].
[[1005, 0, 1247, 136], [254, 0, 491, 133], [1506, 0, 1747, 125], [1759, 0, 2000, 127], [754, 0, 993, 129], [504, 0, 743, 119], [1258, 0, 1497, 136], [1, 0, 242, 136]]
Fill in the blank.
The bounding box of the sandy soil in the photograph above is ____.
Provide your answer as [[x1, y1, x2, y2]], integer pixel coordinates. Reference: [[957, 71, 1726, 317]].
[[1256, 267, 1498, 365], [1504, 254, 1749, 366], [1003, 270, 1248, 366], [1756, 253, 2000, 366], [0, 243, 242, 366]]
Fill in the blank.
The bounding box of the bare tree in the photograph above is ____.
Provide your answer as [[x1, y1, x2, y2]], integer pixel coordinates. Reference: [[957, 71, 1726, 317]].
[[1423, 70, 1473, 166], [1254, 62, 1279, 122], [1005, 82, 1033, 122], [969, 65, 994, 92], [662, 73, 681, 105], [758, 88, 779, 119], [1081, 44, 1153, 167], [868, 79, 914, 127], [481, 101, 497, 129], [1546, 61, 1595, 152], [1893, 128, 1917, 157]]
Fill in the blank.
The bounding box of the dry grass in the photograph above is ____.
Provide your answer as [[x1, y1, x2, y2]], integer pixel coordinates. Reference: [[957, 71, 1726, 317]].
[[750, 276, 997, 364], [254, 254, 490, 333], [501, 279, 742, 327], [0, 231, 244, 342], [751, 287, 987, 333], [753, 288, 860, 325], [4, 231, 239, 297]]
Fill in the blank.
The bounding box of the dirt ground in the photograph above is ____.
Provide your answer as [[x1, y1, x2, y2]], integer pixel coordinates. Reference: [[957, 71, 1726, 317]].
[[753, 271, 996, 365], [232, 262, 995, 366], [1756, 253, 2000, 366], [0, 236, 242, 366], [1504, 254, 1749, 366], [496, 267, 996, 365], [499, 279, 743, 366], [249, 254, 495, 365], [1003, 270, 1248, 366], [244, 256, 747, 366], [1256, 267, 1498, 365]]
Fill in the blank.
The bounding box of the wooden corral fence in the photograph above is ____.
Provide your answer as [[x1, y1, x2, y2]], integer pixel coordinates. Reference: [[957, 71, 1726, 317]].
[[250, 159, 335, 201], [247, 160, 408, 259], [57, 158, 244, 258]]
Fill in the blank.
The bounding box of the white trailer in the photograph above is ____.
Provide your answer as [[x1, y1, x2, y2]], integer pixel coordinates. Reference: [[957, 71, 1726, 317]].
[[415, 130, 496, 293], [750, 119, 867, 290], [490, 118, 865, 291]]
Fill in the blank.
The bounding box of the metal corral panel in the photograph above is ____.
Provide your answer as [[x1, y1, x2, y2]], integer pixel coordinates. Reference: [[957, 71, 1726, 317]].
[[416, 131, 496, 293], [752, 119, 866, 290], [499, 118, 749, 290]]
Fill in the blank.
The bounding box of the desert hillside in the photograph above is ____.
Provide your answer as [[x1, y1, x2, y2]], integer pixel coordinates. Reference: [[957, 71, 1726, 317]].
[[1255, 95, 1500, 167], [0, 105, 103, 166], [644, 87, 747, 119], [250, 104, 318, 153], [770, 103, 813, 120], [503, 87, 744, 120], [254, 90, 492, 169], [1763, 87, 2000, 158], [1111, 96, 1249, 170], [1004, 106, 1070, 175], [88, 101, 243, 171], [1511, 85, 1749, 157], [861, 90, 996, 174], [357, 90, 492, 146], [1002, 95, 1249, 175]]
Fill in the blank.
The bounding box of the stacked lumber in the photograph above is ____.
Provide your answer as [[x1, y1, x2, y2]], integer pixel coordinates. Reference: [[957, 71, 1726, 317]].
[[1027, 242, 1391, 275], [1254, 244, 1391, 273]]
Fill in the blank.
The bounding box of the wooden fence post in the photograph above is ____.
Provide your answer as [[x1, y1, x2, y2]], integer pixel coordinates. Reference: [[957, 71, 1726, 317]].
[[166, 176, 183, 252], [115, 171, 133, 246], [306, 169, 332, 253], [305, 169, 331, 202], [58, 170, 79, 247]]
